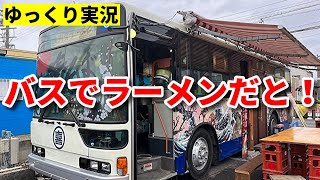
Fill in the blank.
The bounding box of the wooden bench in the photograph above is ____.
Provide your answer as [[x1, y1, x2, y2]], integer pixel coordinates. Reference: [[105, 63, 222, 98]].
[[235, 154, 262, 180], [269, 175, 305, 180]]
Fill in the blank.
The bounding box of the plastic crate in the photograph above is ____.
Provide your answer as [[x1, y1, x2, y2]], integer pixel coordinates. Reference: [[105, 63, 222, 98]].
[[290, 144, 307, 154], [309, 156, 320, 179], [308, 145, 320, 157], [291, 160, 309, 177], [262, 142, 288, 172], [310, 177, 320, 180], [263, 169, 288, 180], [262, 142, 288, 153]]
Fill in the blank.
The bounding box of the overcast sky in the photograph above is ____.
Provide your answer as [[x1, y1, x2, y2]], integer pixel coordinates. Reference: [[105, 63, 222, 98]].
[[1, 0, 319, 56]]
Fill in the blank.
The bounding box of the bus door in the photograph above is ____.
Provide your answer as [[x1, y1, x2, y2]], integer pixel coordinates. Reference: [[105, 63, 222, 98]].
[[252, 69, 267, 144]]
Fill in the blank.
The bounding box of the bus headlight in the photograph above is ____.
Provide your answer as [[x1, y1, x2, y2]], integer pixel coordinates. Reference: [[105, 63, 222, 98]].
[[101, 162, 111, 174], [37, 147, 42, 154], [32, 145, 45, 157], [90, 161, 98, 170], [79, 158, 111, 175]]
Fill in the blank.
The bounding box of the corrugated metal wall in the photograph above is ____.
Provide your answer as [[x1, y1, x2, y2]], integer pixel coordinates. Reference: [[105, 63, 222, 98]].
[[0, 56, 36, 136]]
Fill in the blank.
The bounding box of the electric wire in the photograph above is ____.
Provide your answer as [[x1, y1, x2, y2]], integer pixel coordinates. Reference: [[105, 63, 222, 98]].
[[291, 24, 320, 33], [216, 0, 288, 19], [287, 20, 320, 29], [231, 0, 320, 21], [297, 32, 320, 39], [259, 3, 320, 21]]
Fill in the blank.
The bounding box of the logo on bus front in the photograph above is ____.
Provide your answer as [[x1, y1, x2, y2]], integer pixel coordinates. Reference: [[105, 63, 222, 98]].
[[53, 126, 65, 149]]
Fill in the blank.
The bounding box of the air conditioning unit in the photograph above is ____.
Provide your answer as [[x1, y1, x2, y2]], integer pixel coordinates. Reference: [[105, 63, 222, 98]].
[[0, 139, 10, 153], [0, 138, 19, 165]]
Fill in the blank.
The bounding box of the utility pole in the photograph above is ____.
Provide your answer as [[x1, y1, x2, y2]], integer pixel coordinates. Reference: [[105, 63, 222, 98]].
[[0, 9, 16, 49], [5, 26, 9, 48]]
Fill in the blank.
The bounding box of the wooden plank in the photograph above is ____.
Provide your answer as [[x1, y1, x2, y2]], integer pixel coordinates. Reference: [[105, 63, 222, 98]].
[[260, 127, 320, 145], [248, 60, 255, 150], [269, 175, 305, 180], [235, 154, 262, 180], [287, 92, 307, 127]]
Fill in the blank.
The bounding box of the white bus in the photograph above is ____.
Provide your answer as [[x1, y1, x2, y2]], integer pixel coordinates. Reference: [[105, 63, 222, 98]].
[[29, 3, 294, 180]]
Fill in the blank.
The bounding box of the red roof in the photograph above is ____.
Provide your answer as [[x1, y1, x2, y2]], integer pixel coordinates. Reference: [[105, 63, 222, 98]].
[[194, 15, 320, 66]]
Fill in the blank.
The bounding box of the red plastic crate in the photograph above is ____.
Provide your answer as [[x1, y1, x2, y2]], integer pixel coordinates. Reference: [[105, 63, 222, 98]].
[[262, 142, 288, 153], [262, 142, 288, 172], [289, 144, 309, 177], [309, 156, 320, 179], [310, 177, 320, 180], [291, 160, 309, 177], [290, 144, 307, 154], [308, 145, 320, 157], [263, 169, 288, 180], [315, 120, 320, 128]]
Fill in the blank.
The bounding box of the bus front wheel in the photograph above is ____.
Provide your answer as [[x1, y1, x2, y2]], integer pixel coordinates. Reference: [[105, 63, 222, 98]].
[[187, 128, 213, 179]]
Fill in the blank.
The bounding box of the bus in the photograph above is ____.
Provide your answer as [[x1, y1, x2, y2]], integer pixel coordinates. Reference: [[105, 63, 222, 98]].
[[28, 3, 296, 180]]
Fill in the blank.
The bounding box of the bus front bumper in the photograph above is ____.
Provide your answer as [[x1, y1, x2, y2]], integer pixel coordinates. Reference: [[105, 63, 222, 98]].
[[28, 154, 129, 180]]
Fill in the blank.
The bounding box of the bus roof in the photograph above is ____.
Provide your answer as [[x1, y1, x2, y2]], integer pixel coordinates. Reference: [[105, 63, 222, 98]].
[[39, 2, 310, 68]]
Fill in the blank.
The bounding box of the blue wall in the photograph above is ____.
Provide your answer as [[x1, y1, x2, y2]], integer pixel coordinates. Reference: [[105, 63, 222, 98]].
[[0, 56, 36, 136]]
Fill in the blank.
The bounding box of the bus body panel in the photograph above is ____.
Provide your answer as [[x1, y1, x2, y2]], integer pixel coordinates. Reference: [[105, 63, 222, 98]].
[[29, 154, 129, 180], [31, 119, 88, 167], [173, 99, 242, 160], [218, 137, 242, 161]]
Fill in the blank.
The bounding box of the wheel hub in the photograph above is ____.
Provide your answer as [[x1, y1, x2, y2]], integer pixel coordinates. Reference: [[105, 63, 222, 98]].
[[191, 137, 209, 171]]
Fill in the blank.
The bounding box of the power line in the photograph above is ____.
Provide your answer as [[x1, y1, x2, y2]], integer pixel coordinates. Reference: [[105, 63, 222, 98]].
[[257, 8, 320, 23], [244, 0, 320, 21], [216, 0, 288, 19], [298, 32, 320, 39], [15, 27, 43, 37], [232, 0, 320, 21], [259, 2, 320, 21], [287, 20, 320, 29], [291, 24, 320, 33]]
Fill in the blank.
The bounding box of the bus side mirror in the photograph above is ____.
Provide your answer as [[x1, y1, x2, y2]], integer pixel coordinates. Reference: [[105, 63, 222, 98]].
[[115, 42, 128, 52], [114, 42, 140, 52]]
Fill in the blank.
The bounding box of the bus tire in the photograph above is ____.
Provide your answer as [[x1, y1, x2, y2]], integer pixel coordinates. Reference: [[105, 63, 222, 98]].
[[187, 128, 213, 179], [268, 113, 279, 136]]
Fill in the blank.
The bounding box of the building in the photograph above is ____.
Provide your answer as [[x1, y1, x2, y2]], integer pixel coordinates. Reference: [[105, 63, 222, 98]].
[[0, 48, 37, 136]]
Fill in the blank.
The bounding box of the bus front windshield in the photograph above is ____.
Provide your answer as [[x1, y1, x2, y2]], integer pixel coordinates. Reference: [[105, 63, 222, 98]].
[[33, 27, 128, 123]]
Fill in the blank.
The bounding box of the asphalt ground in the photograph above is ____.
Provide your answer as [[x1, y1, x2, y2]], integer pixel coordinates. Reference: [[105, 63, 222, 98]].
[[177, 153, 256, 180]]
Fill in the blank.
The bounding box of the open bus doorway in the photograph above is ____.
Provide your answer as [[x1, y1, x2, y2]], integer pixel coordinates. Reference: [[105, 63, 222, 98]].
[[133, 38, 177, 179]]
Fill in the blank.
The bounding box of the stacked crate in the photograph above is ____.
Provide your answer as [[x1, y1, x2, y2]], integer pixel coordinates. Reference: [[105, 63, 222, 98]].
[[290, 144, 309, 177], [262, 142, 289, 180], [308, 145, 320, 180], [315, 120, 320, 128]]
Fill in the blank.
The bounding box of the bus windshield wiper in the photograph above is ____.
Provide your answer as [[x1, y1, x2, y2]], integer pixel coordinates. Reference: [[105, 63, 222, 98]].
[[38, 107, 47, 122], [66, 108, 86, 127]]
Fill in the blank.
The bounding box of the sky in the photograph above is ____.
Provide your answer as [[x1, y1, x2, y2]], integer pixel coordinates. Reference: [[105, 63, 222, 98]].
[[0, 0, 320, 56]]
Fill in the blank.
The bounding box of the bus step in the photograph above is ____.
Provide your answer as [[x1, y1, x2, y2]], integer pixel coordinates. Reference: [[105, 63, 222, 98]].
[[137, 169, 177, 180], [137, 155, 162, 175]]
